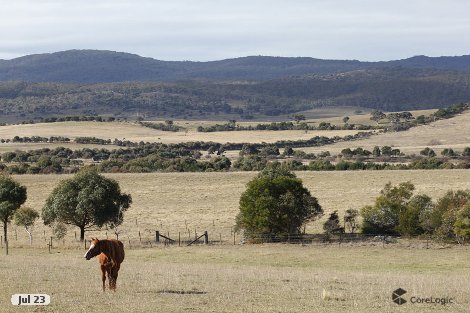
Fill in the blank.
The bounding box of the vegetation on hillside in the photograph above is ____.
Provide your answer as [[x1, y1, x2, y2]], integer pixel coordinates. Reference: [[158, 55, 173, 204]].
[[0, 71, 469, 122]]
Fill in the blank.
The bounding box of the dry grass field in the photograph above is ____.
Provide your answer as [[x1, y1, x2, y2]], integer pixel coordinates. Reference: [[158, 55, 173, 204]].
[[1, 243, 470, 312], [0, 121, 359, 147], [4, 169, 470, 247], [0, 142, 113, 153], [301, 110, 470, 155]]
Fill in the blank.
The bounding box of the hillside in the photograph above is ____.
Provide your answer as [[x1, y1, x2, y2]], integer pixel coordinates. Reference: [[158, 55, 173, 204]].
[[0, 67, 469, 122], [301, 110, 470, 155], [1, 50, 470, 83]]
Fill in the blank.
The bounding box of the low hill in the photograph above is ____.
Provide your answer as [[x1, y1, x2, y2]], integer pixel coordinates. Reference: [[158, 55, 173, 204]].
[[1, 50, 470, 83]]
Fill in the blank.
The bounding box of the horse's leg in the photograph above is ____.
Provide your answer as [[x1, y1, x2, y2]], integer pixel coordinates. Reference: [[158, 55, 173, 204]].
[[114, 266, 119, 291], [112, 265, 120, 291], [100, 265, 106, 292], [107, 266, 113, 290]]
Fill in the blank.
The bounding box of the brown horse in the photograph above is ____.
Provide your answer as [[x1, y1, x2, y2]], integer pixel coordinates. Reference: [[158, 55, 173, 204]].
[[84, 238, 125, 291]]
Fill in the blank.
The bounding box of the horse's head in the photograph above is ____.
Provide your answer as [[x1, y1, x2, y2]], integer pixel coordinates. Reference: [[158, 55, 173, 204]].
[[84, 238, 101, 260]]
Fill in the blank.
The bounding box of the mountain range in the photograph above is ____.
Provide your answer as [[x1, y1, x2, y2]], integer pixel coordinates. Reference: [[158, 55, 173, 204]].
[[0, 50, 469, 121], [1, 50, 470, 83]]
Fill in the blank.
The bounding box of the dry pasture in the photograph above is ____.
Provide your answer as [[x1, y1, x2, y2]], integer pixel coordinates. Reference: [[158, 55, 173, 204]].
[[5, 169, 470, 246], [1, 243, 470, 312], [1, 170, 470, 312], [300, 111, 470, 155], [0, 121, 360, 148]]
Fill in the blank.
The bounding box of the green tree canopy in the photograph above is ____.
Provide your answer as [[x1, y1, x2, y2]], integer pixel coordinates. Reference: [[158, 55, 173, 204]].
[[430, 190, 470, 240], [396, 194, 433, 236], [235, 163, 322, 239], [0, 175, 27, 254], [454, 203, 470, 243], [42, 167, 132, 241], [360, 181, 415, 234]]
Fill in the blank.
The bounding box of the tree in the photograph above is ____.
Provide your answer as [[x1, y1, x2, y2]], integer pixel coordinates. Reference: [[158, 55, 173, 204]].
[[372, 146, 381, 157], [342, 116, 350, 124], [0, 175, 27, 254], [207, 146, 217, 155], [396, 195, 432, 236], [370, 110, 386, 125], [283, 146, 294, 157], [344, 208, 359, 233], [360, 182, 415, 234], [420, 147, 436, 157], [42, 167, 132, 241], [235, 164, 322, 239], [323, 211, 344, 238], [453, 203, 470, 243], [14, 206, 39, 245], [429, 190, 470, 241], [463, 147, 470, 157], [52, 223, 67, 240], [441, 148, 457, 158], [293, 114, 306, 123]]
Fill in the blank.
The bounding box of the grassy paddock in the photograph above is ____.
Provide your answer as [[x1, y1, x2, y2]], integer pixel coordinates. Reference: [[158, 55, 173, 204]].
[[1, 244, 469, 312], [301, 110, 470, 155], [0, 121, 360, 146], [2, 169, 469, 248]]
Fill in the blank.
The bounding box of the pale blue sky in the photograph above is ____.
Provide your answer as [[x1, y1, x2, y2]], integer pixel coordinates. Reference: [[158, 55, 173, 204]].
[[1, 0, 469, 61]]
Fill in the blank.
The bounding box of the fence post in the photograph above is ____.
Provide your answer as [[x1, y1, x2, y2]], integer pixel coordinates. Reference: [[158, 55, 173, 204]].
[[84, 239, 87, 250], [178, 232, 181, 247], [50, 237, 53, 249], [139, 231, 141, 243], [204, 231, 208, 244], [155, 231, 160, 243]]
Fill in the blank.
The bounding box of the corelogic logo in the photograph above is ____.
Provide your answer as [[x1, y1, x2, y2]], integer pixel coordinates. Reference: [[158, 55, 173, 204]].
[[392, 288, 454, 306], [392, 288, 407, 305]]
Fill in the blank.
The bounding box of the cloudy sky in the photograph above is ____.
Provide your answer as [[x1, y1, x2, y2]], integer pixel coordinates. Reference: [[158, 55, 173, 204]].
[[1, 0, 469, 61]]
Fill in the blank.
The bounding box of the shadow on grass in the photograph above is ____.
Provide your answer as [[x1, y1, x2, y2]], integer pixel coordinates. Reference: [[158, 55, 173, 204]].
[[158, 289, 207, 295]]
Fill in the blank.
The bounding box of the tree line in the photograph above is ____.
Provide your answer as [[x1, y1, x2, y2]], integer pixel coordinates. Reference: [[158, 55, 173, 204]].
[[1, 142, 470, 174], [360, 182, 470, 243], [235, 165, 470, 244]]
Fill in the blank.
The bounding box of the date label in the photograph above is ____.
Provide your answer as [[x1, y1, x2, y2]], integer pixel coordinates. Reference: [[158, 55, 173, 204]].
[[11, 294, 50, 306]]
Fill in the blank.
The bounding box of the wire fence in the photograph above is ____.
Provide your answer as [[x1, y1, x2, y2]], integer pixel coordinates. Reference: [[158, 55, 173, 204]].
[[4, 222, 437, 254]]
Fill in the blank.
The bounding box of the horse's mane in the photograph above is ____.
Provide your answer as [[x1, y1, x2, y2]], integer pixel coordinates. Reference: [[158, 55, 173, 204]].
[[99, 239, 125, 264]]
